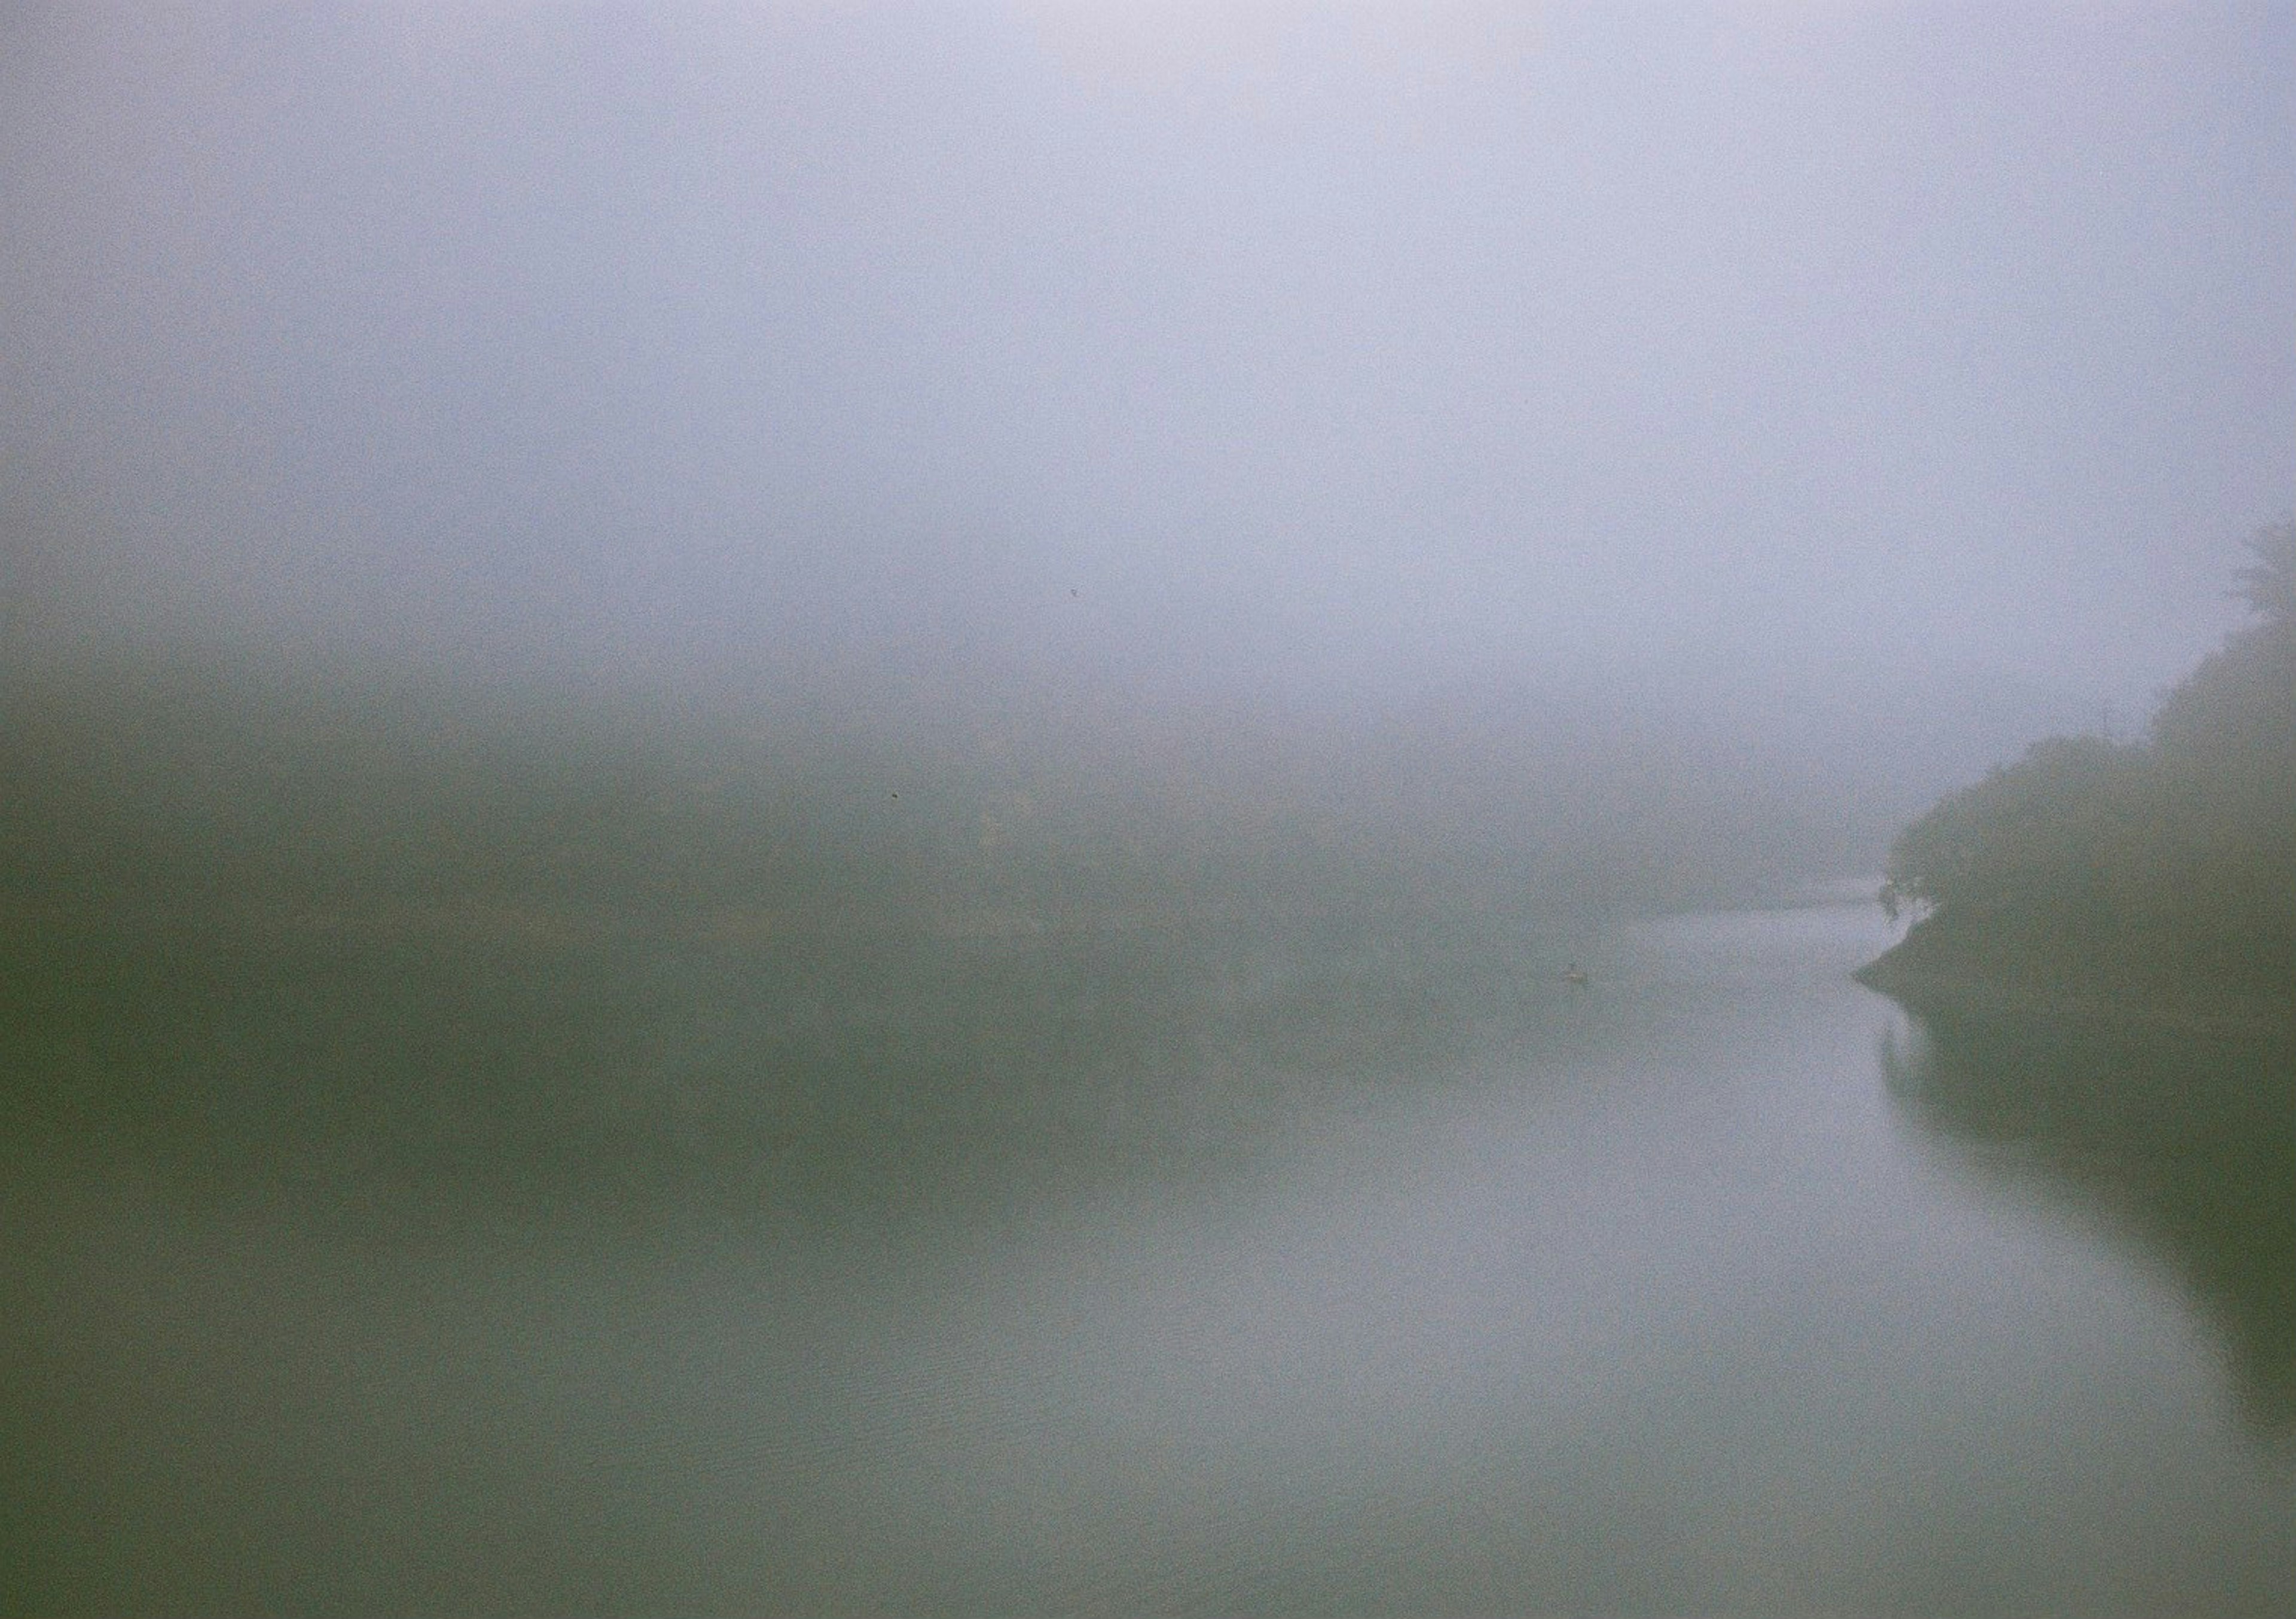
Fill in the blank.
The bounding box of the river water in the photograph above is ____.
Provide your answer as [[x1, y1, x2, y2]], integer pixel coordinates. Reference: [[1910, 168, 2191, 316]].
[[7, 896, 2293, 1613]]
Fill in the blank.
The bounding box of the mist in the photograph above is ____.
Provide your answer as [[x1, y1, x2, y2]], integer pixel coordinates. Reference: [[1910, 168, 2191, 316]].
[[9, 10, 2296, 1612], [7, 3, 2289, 793]]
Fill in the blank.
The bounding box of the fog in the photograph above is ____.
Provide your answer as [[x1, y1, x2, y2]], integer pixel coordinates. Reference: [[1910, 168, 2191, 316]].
[[11, 11, 2296, 1611], [7, 2, 2289, 787]]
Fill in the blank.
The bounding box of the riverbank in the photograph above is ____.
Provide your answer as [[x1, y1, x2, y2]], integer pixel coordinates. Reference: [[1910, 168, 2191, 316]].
[[1855, 915, 2293, 1036]]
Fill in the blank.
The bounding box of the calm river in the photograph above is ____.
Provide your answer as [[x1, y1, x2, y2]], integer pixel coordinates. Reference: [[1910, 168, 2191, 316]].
[[7, 896, 2293, 1613]]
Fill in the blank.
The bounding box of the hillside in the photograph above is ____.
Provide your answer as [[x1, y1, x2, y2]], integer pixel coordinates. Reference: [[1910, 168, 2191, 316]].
[[1860, 521, 2295, 1024]]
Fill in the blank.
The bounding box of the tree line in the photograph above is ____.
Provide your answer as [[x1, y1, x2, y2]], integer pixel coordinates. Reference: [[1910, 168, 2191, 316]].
[[1881, 521, 2295, 997]]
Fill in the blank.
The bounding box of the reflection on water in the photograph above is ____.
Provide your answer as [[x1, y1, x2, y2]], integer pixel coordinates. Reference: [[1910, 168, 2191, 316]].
[[0, 901, 1587, 1233], [6, 900, 2295, 1614], [1881, 997, 2296, 1435]]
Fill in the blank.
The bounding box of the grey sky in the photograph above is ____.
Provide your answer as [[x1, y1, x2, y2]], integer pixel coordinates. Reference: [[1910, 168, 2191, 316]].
[[4, 2, 2291, 732]]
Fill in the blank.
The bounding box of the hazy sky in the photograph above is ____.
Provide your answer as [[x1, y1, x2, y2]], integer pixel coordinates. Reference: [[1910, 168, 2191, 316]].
[[4, 2, 2291, 729]]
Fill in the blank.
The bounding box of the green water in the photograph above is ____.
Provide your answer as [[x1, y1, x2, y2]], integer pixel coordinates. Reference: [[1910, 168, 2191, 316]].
[[4, 899, 2291, 1614]]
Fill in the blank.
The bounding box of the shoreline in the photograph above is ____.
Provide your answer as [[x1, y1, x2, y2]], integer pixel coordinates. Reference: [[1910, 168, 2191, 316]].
[[1855, 922, 2293, 1038]]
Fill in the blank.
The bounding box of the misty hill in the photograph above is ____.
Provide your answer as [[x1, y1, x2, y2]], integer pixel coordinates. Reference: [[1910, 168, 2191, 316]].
[[2, 639, 1882, 1223], [1, 642, 1888, 933], [1862, 522, 2295, 1019]]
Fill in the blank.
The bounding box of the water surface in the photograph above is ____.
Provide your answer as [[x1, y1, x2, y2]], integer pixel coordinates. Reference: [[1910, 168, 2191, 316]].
[[5, 899, 2292, 1613]]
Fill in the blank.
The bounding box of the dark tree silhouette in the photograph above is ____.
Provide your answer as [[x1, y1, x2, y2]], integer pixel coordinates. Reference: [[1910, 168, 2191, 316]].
[[1873, 520, 2296, 1005]]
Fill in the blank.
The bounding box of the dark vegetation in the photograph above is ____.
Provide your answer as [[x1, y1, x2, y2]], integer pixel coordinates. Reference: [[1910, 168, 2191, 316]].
[[1863, 521, 2296, 1020]]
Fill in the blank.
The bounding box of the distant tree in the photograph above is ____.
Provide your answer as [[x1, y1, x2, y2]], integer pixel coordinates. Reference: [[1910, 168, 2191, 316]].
[[2234, 517, 2296, 627], [2153, 516, 2296, 769]]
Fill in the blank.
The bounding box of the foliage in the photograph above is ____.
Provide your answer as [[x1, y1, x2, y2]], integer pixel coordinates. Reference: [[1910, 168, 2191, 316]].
[[1884, 520, 2296, 991], [1885, 734, 2148, 924]]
